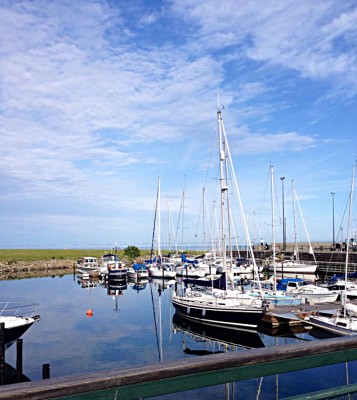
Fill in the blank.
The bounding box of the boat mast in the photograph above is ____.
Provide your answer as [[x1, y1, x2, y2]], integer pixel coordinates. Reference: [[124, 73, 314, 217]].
[[344, 164, 355, 309], [217, 109, 227, 273], [220, 110, 262, 291], [202, 187, 206, 251], [292, 179, 299, 262], [158, 176, 161, 258], [271, 165, 277, 291]]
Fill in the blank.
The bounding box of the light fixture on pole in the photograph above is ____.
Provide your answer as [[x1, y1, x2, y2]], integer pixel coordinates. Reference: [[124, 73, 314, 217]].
[[280, 177, 286, 251]]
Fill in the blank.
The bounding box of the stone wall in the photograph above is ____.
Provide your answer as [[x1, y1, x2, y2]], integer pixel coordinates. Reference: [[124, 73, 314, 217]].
[[0, 259, 75, 280]]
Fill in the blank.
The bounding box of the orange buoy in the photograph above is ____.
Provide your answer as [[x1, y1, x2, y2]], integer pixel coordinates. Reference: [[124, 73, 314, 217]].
[[86, 309, 93, 317]]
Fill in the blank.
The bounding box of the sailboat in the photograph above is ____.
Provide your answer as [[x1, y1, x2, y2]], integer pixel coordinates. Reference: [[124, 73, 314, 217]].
[[172, 108, 267, 330], [147, 177, 176, 279], [249, 166, 302, 307], [268, 179, 317, 277], [304, 164, 357, 336]]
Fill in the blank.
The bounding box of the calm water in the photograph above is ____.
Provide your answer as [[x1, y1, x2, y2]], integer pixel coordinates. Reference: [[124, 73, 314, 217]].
[[1, 273, 357, 399]]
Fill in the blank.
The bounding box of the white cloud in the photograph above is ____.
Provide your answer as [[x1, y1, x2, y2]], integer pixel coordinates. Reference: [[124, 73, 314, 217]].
[[0, 0, 355, 246]]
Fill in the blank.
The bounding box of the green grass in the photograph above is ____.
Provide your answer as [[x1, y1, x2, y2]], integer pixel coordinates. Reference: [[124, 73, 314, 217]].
[[0, 249, 153, 263]]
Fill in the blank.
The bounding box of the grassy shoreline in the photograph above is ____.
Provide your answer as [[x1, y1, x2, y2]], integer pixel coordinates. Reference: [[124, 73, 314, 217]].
[[0, 249, 154, 263]]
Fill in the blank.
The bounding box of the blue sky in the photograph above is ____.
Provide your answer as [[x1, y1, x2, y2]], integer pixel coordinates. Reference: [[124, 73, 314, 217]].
[[0, 0, 356, 249]]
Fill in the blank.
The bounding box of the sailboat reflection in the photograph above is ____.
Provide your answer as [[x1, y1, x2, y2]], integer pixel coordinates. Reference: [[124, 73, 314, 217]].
[[150, 277, 176, 294], [127, 277, 148, 293], [173, 313, 313, 354], [173, 313, 265, 351]]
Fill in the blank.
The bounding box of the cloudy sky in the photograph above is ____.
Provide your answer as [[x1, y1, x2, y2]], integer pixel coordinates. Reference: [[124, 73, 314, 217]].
[[1, 0, 356, 249]]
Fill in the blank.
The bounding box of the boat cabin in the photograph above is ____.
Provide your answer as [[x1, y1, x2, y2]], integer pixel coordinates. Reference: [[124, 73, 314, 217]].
[[76, 257, 99, 268], [277, 278, 305, 292]]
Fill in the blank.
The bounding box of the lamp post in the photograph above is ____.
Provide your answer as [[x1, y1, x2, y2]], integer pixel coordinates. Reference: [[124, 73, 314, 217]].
[[280, 177, 286, 251], [331, 192, 335, 250]]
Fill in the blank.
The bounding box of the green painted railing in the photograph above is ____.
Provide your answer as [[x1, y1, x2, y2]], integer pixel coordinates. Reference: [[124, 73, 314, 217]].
[[0, 336, 357, 399]]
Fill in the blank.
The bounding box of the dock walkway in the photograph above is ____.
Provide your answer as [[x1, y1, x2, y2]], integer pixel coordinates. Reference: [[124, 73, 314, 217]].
[[262, 299, 349, 328]]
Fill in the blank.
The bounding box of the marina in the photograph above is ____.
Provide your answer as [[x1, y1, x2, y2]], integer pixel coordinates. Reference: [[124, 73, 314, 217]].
[[1, 269, 357, 398]]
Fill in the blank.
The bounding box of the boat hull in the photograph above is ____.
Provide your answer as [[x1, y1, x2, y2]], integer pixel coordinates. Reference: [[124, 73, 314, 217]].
[[0, 316, 39, 349], [307, 315, 357, 336], [172, 296, 264, 329], [148, 266, 176, 279], [268, 263, 317, 275]]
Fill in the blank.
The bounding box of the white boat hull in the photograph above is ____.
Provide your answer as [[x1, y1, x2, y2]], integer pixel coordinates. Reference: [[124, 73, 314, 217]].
[[307, 314, 357, 336], [268, 262, 317, 276]]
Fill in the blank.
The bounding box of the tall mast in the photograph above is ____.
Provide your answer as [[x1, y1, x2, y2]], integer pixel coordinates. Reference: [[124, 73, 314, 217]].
[[217, 109, 227, 271], [181, 175, 186, 252], [220, 113, 262, 291], [344, 164, 355, 309], [271, 165, 276, 290], [292, 179, 299, 262], [202, 187, 206, 251], [157, 177, 161, 257]]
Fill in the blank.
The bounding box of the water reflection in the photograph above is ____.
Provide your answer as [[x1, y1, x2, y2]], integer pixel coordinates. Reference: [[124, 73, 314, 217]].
[[0, 272, 341, 394], [173, 312, 266, 351], [0, 362, 30, 386], [172, 312, 313, 355]]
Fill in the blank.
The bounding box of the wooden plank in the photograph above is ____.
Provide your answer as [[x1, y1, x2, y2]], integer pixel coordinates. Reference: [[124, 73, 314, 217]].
[[0, 336, 357, 400]]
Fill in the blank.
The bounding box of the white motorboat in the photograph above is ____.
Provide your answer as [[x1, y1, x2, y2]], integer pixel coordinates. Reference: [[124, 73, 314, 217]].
[[327, 279, 357, 299], [101, 253, 127, 280], [277, 278, 339, 304], [127, 263, 148, 280], [75, 256, 101, 278]]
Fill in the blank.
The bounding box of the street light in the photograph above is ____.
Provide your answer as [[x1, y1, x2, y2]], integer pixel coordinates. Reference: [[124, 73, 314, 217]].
[[331, 192, 335, 250], [280, 177, 286, 251]]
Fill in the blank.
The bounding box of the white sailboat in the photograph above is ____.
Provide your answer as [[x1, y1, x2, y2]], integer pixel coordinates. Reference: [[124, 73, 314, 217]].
[[251, 166, 302, 307], [268, 179, 317, 277], [148, 177, 176, 279], [172, 108, 267, 330], [305, 164, 357, 335]]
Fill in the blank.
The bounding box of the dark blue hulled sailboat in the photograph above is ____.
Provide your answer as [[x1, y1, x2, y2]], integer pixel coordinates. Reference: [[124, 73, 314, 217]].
[[172, 109, 266, 330]]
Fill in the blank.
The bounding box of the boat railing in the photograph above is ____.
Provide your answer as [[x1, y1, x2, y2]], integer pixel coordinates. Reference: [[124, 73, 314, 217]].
[[1, 335, 357, 399], [0, 302, 40, 318]]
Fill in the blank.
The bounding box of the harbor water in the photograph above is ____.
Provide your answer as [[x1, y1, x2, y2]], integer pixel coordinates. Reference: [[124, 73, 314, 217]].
[[1, 273, 357, 399]]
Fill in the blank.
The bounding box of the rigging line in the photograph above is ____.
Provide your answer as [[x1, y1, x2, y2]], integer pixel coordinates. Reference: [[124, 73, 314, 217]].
[[175, 175, 186, 251], [255, 166, 271, 231], [193, 187, 204, 248], [203, 119, 220, 189], [150, 178, 160, 261], [294, 186, 317, 264]]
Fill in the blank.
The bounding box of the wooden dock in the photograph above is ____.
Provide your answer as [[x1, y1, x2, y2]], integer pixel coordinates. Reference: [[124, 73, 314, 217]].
[[261, 300, 347, 328]]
